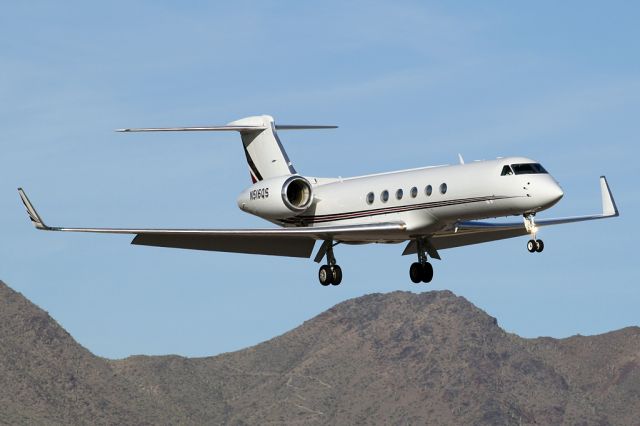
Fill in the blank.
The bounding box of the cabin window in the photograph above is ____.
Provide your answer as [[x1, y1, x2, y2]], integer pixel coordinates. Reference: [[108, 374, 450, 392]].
[[381, 190, 389, 202], [366, 192, 375, 205], [396, 189, 403, 200], [410, 187, 418, 198], [501, 165, 513, 176], [425, 185, 432, 196], [511, 163, 548, 175], [440, 183, 447, 194]]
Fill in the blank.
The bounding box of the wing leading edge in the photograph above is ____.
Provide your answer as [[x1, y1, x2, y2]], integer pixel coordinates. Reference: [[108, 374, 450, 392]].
[[404, 176, 619, 254], [18, 189, 405, 258]]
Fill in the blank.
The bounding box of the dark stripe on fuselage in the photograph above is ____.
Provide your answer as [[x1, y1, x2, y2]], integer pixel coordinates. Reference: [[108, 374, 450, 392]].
[[279, 195, 516, 225], [243, 146, 263, 182]]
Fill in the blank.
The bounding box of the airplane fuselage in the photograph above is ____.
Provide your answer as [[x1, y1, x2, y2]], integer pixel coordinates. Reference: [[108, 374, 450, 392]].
[[239, 156, 564, 242]]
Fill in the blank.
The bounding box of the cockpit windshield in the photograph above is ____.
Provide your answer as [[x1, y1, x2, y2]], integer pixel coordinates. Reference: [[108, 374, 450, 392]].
[[500, 165, 513, 176], [511, 163, 548, 175]]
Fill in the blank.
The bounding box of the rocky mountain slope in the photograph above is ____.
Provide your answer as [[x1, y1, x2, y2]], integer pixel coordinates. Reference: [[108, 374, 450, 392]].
[[1, 280, 638, 425]]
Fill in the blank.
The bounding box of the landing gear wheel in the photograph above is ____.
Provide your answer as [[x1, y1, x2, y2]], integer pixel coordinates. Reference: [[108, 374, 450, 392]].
[[421, 263, 434, 283], [535, 239, 544, 253], [330, 265, 342, 286], [527, 239, 536, 253], [319, 265, 333, 286], [410, 262, 423, 283]]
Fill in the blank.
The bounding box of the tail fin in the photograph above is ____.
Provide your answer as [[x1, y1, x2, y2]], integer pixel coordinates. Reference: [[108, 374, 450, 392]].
[[117, 115, 336, 183], [228, 115, 295, 182]]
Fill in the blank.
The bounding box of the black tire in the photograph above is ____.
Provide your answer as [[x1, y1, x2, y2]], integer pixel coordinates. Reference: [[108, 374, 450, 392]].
[[409, 262, 423, 283], [527, 239, 536, 253], [421, 262, 434, 283], [535, 239, 544, 253], [319, 265, 333, 286], [331, 265, 342, 286]]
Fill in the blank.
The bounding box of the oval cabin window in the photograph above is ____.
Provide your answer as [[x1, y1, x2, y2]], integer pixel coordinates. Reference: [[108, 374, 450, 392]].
[[366, 192, 375, 205]]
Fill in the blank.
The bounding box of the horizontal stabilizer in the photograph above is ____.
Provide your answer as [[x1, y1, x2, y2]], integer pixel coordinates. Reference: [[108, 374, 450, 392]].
[[275, 125, 337, 130], [116, 125, 267, 132], [116, 124, 337, 133]]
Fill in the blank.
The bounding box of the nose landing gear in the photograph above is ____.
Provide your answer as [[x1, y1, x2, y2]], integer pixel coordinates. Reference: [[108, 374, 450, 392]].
[[524, 214, 544, 253], [409, 238, 434, 284]]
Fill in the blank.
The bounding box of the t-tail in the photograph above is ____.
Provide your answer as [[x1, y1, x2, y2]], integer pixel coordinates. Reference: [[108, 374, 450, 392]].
[[117, 115, 337, 182]]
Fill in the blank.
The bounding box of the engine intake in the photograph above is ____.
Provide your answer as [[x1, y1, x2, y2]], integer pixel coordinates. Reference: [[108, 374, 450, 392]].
[[282, 176, 313, 212]]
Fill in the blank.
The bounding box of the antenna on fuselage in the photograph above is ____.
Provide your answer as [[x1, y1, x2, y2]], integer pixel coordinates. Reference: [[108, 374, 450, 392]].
[[458, 153, 465, 165]]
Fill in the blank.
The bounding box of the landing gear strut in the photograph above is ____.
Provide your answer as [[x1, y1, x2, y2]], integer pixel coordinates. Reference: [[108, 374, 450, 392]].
[[317, 241, 342, 286], [410, 238, 433, 284], [524, 214, 544, 253]]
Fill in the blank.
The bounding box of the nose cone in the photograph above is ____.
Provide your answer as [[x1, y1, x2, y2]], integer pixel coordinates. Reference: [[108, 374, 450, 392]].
[[545, 183, 564, 207]]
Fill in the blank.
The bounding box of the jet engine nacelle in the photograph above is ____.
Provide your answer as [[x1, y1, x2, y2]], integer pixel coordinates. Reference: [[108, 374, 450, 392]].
[[237, 175, 314, 219]]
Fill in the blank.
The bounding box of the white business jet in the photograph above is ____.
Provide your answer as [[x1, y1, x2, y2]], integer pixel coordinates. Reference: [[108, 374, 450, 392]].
[[19, 115, 619, 286]]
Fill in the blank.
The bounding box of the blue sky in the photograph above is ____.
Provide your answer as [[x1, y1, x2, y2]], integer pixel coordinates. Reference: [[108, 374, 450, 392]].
[[1, 1, 638, 359]]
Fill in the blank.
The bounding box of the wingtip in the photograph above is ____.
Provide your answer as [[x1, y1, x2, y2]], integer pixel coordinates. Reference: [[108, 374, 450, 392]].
[[17, 188, 48, 230], [599, 175, 619, 217]]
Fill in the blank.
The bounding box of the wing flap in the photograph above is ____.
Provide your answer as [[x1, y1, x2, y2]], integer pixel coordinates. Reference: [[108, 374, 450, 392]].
[[129, 222, 405, 258], [131, 234, 316, 258], [430, 227, 528, 250]]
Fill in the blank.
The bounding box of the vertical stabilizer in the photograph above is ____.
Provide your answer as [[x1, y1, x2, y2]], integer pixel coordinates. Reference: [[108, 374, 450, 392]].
[[228, 115, 296, 182]]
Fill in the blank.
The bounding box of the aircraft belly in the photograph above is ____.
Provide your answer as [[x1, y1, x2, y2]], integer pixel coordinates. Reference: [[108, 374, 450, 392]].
[[399, 210, 440, 233], [426, 197, 524, 222], [312, 219, 409, 242]]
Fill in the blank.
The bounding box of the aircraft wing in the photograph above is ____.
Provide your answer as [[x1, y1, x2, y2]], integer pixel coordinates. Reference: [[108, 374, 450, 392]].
[[404, 176, 619, 254], [18, 189, 405, 258]]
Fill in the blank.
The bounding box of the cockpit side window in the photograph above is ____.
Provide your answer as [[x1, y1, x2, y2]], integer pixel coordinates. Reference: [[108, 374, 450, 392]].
[[511, 163, 548, 175], [500, 165, 513, 176]]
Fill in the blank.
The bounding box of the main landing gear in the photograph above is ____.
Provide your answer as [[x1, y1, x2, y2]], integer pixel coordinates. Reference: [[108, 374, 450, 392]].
[[527, 239, 544, 253], [524, 214, 544, 253], [410, 239, 434, 284], [317, 241, 342, 286]]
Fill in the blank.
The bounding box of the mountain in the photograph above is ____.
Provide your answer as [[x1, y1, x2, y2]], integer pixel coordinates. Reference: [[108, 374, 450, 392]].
[[0, 280, 638, 425]]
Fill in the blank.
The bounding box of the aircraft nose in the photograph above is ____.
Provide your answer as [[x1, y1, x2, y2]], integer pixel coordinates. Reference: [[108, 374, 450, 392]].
[[547, 183, 564, 205]]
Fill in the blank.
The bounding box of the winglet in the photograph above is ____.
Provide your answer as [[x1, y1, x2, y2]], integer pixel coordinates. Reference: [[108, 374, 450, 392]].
[[17, 188, 49, 230], [599, 176, 619, 217]]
